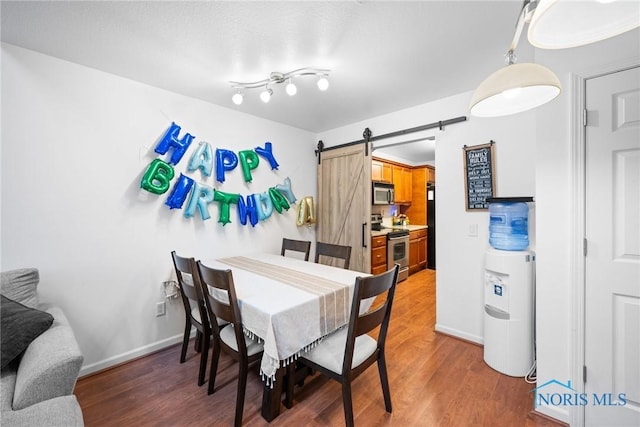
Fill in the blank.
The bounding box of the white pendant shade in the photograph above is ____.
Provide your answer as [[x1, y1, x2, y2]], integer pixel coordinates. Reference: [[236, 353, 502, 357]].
[[469, 63, 561, 117], [528, 0, 640, 49]]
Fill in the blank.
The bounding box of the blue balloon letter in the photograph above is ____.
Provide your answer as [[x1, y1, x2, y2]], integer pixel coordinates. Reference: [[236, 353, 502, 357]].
[[255, 142, 279, 170], [187, 141, 213, 177], [154, 122, 194, 165], [165, 173, 194, 209], [215, 149, 238, 183], [184, 182, 214, 220], [237, 194, 259, 227]]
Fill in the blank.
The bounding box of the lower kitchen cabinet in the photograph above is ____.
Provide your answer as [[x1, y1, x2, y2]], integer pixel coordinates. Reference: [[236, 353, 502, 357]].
[[409, 229, 427, 274], [371, 235, 387, 275]]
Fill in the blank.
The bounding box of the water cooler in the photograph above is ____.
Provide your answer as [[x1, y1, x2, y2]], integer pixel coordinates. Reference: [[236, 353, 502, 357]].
[[483, 197, 535, 377]]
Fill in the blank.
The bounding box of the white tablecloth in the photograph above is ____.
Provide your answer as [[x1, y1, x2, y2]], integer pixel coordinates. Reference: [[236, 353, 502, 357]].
[[202, 253, 371, 385]]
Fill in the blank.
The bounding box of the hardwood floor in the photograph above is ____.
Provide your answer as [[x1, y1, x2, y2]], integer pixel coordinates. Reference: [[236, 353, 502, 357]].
[[75, 269, 563, 427]]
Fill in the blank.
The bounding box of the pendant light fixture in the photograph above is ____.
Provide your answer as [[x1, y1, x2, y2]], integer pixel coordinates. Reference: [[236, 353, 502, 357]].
[[470, 0, 561, 117], [230, 67, 330, 105], [528, 0, 640, 49]]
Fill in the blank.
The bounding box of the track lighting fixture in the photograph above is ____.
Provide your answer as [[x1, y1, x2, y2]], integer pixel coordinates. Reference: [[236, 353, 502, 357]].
[[230, 67, 330, 105]]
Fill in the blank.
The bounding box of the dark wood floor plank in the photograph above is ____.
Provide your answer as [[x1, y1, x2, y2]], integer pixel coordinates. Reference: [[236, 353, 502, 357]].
[[75, 268, 564, 427]]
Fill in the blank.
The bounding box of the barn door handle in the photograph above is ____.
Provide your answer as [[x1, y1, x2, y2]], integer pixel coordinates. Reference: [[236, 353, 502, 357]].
[[362, 223, 367, 248]]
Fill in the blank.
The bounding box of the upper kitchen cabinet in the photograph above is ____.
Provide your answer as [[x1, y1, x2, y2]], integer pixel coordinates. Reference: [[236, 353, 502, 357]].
[[406, 166, 435, 226], [393, 164, 412, 204], [372, 159, 392, 183]]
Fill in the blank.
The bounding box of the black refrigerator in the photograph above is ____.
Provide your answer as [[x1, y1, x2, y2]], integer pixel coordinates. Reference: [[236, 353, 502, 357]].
[[427, 182, 436, 269]]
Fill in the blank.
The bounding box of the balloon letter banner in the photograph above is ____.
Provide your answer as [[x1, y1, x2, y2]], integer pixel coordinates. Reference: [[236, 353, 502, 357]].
[[214, 191, 240, 225], [184, 182, 214, 220], [188, 141, 213, 177], [154, 122, 194, 165], [239, 150, 259, 182], [141, 159, 175, 195], [237, 194, 259, 227], [165, 174, 194, 209], [255, 142, 279, 170], [215, 149, 238, 183]]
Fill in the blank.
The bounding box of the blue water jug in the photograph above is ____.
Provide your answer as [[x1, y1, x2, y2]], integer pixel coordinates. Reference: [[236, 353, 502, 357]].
[[489, 202, 529, 251]]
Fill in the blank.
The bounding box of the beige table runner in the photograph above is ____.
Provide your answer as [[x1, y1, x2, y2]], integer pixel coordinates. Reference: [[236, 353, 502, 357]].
[[219, 256, 350, 334]]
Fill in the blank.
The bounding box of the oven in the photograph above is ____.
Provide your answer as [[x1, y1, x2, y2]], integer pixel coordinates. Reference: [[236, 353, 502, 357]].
[[387, 230, 409, 282]]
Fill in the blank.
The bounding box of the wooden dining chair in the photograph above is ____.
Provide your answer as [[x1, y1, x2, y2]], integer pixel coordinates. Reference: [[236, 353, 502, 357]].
[[315, 241, 352, 269], [281, 238, 311, 261], [286, 264, 399, 427], [196, 261, 264, 427], [171, 251, 211, 387]]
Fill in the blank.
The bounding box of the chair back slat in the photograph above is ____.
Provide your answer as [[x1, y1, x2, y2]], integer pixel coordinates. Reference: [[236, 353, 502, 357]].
[[171, 251, 207, 323], [343, 265, 399, 373], [281, 238, 311, 261], [315, 242, 352, 269], [197, 262, 248, 353], [354, 303, 388, 337]]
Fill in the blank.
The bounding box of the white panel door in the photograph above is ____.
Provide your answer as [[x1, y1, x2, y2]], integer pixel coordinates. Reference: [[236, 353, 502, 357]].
[[585, 66, 640, 426]]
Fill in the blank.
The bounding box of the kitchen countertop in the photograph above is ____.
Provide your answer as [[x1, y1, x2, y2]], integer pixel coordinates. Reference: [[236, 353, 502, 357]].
[[371, 224, 427, 237]]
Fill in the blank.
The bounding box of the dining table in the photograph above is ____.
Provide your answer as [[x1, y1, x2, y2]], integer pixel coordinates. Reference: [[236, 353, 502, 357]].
[[202, 252, 372, 421]]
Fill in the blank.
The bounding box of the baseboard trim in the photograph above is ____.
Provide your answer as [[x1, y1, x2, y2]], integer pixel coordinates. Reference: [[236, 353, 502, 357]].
[[434, 323, 483, 345], [530, 409, 569, 426], [79, 332, 187, 378]]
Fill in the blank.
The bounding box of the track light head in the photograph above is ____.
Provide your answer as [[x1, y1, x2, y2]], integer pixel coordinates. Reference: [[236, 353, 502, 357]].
[[285, 79, 297, 96], [317, 77, 329, 91], [260, 87, 273, 103], [232, 92, 244, 105]]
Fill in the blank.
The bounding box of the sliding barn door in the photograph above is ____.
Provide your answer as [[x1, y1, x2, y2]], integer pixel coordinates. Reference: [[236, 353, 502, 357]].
[[317, 143, 371, 273]]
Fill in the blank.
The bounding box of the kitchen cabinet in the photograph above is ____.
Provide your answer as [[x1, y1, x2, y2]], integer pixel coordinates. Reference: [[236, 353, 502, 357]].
[[406, 166, 434, 227], [392, 165, 412, 203], [371, 235, 387, 275], [372, 160, 392, 183], [409, 228, 427, 274], [428, 167, 436, 182]]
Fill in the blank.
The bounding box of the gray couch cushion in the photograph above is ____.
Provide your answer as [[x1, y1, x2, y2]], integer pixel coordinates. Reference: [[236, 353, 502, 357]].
[[12, 306, 83, 410], [0, 268, 39, 309], [0, 296, 54, 369], [1, 395, 84, 426]]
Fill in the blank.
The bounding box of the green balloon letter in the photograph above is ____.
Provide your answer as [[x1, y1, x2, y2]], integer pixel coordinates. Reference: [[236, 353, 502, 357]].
[[141, 159, 175, 195]]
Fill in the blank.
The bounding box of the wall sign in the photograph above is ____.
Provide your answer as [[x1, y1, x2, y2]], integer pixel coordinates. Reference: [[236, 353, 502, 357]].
[[463, 141, 495, 211]]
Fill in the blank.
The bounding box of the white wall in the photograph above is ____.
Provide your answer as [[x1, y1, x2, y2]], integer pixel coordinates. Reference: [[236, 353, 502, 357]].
[[0, 44, 317, 375]]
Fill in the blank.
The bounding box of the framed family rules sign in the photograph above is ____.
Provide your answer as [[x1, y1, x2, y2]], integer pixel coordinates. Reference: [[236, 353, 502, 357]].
[[463, 141, 495, 211]]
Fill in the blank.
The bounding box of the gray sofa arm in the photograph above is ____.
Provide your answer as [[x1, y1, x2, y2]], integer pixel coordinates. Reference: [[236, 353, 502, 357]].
[[2, 395, 84, 426], [12, 306, 83, 410]]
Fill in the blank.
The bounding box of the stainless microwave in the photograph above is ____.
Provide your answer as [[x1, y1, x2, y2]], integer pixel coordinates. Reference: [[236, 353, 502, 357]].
[[372, 182, 395, 205]]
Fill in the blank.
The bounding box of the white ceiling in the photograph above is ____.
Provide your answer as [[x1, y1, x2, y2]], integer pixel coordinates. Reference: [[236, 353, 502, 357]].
[[1, 1, 524, 163]]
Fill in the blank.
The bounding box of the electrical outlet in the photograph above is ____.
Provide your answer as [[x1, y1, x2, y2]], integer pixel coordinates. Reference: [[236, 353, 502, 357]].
[[156, 301, 166, 317]]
